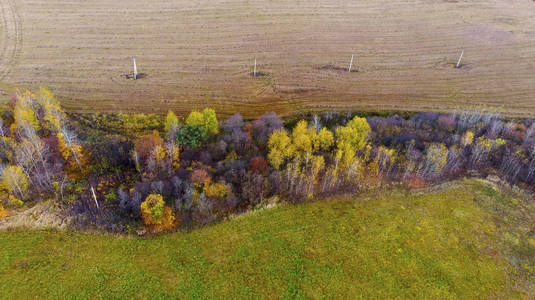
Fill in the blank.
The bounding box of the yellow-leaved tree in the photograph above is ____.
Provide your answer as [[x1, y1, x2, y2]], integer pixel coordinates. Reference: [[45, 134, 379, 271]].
[[164, 110, 179, 134], [291, 120, 317, 161], [185, 111, 203, 127], [202, 108, 219, 135], [334, 116, 371, 178], [37, 88, 64, 132], [316, 127, 334, 151], [335, 116, 370, 161], [13, 90, 40, 133], [186, 108, 219, 136], [1, 165, 29, 204], [267, 129, 292, 170], [267, 120, 331, 198]]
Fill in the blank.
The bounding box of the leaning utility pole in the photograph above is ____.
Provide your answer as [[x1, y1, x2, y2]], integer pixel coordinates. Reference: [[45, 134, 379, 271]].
[[91, 186, 100, 209], [348, 54, 354, 72], [456, 50, 464, 68], [133, 57, 138, 79]]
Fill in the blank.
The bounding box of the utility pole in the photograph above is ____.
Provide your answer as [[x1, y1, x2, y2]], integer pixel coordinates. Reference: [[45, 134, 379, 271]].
[[91, 186, 100, 209], [133, 57, 138, 79], [456, 50, 464, 68], [253, 58, 257, 77], [348, 54, 354, 72]]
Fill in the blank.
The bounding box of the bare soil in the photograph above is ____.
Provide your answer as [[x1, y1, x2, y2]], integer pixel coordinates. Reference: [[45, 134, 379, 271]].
[[0, 0, 534, 118]]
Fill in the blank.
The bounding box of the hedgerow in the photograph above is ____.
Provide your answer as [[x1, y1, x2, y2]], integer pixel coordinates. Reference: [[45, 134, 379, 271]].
[[2, 89, 535, 234]]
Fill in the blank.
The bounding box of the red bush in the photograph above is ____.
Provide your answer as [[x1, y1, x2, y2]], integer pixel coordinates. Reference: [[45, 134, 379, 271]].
[[134, 131, 164, 161], [249, 156, 268, 174]]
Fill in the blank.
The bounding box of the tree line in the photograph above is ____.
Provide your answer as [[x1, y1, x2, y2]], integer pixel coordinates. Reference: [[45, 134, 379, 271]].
[[1, 89, 534, 234]]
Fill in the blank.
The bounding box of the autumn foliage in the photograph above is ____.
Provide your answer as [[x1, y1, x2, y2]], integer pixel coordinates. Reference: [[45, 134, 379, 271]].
[[0, 204, 6, 220], [58, 132, 90, 179], [134, 131, 164, 161], [140, 193, 176, 233], [4, 88, 535, 235], [190, 169, 212, 188], [249, 156, 268, 174], [1, 165, 29, 200], [185, 108, 219, 136]]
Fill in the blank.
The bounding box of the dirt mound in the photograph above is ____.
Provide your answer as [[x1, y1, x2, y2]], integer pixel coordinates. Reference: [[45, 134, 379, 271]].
[[318, 64, 358, 73], [250, 71, 268, 77], [124, 73, 148, 80]]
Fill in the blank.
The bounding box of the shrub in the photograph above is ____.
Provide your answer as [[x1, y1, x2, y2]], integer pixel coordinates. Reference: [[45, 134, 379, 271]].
[[437, 115, 455, 132], [411, 112, 439, 129], [89, 138, 134, 173], [155, 207, 176, 232], [120, 113, 164, 137], [134, 131, 164, 161], [242, 172, 265, 206], [223, 113, 244, 133], [252, 112, 283, 143], [141, 194, 165, 224], [176, 125, 207, 148], [7, 194, 23, 207], [190, 169, 212, 188], [224, 128, 251, 155], [140, 193, 176, 232], [199, 151, 212, 165], [204, 182, 228, 198], [259, 112, 283, 132], [420, 143, 448, 178], [461, 131, 474, 147], [0, 203, 6, 219], [249, 156, 268, 174], [405, 174, 425, 188]]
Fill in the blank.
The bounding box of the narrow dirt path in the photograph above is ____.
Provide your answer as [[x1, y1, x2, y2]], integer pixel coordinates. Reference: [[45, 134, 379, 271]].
[[0, 0, 22, 81]]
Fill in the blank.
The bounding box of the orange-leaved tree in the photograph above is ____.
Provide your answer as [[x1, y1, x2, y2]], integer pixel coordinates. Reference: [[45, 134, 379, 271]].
[[140, 193, 176, 233], [57, 131, 90, 180]]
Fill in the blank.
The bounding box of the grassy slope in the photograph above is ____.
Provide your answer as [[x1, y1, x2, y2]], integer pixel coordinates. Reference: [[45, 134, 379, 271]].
[[0, 179, 533, 298]]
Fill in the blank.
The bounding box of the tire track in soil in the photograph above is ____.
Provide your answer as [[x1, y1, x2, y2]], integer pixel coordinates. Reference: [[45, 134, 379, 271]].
[[0, 0, 22, 81]]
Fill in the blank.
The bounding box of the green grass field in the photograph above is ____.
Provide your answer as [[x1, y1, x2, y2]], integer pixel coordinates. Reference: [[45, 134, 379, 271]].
[[0, 179, 533, 298]]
